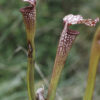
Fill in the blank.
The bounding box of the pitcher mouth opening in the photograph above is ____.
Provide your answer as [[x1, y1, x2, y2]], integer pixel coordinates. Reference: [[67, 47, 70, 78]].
[[20, 5, 34, 13], [67, 28, 80, 35], [64, 23, 80, 35]]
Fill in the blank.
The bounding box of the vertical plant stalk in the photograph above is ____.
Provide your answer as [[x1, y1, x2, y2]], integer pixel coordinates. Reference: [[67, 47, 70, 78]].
[[47, 14, 99, 100], [83, 26, 100, 100], [20, 0, 36, 100]]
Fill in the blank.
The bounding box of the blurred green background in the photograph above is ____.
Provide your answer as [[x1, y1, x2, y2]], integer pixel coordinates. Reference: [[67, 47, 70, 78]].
[[0, 0, 100, 100]]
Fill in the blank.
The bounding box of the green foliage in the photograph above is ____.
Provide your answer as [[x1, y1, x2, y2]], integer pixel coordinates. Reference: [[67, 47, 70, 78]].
[[0, 0, 100, 100], [84, 27, 100, 100]]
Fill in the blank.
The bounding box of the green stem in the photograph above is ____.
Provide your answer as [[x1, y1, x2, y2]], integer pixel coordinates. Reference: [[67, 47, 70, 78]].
[[83, 27, 100, 100], [27, 40, 35, 100], [47, 63, 64, 100], [27, 57, 35, 100]]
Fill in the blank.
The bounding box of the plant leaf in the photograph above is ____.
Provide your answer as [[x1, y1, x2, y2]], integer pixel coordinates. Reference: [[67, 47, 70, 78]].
[[83, 26, 100, 100]]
